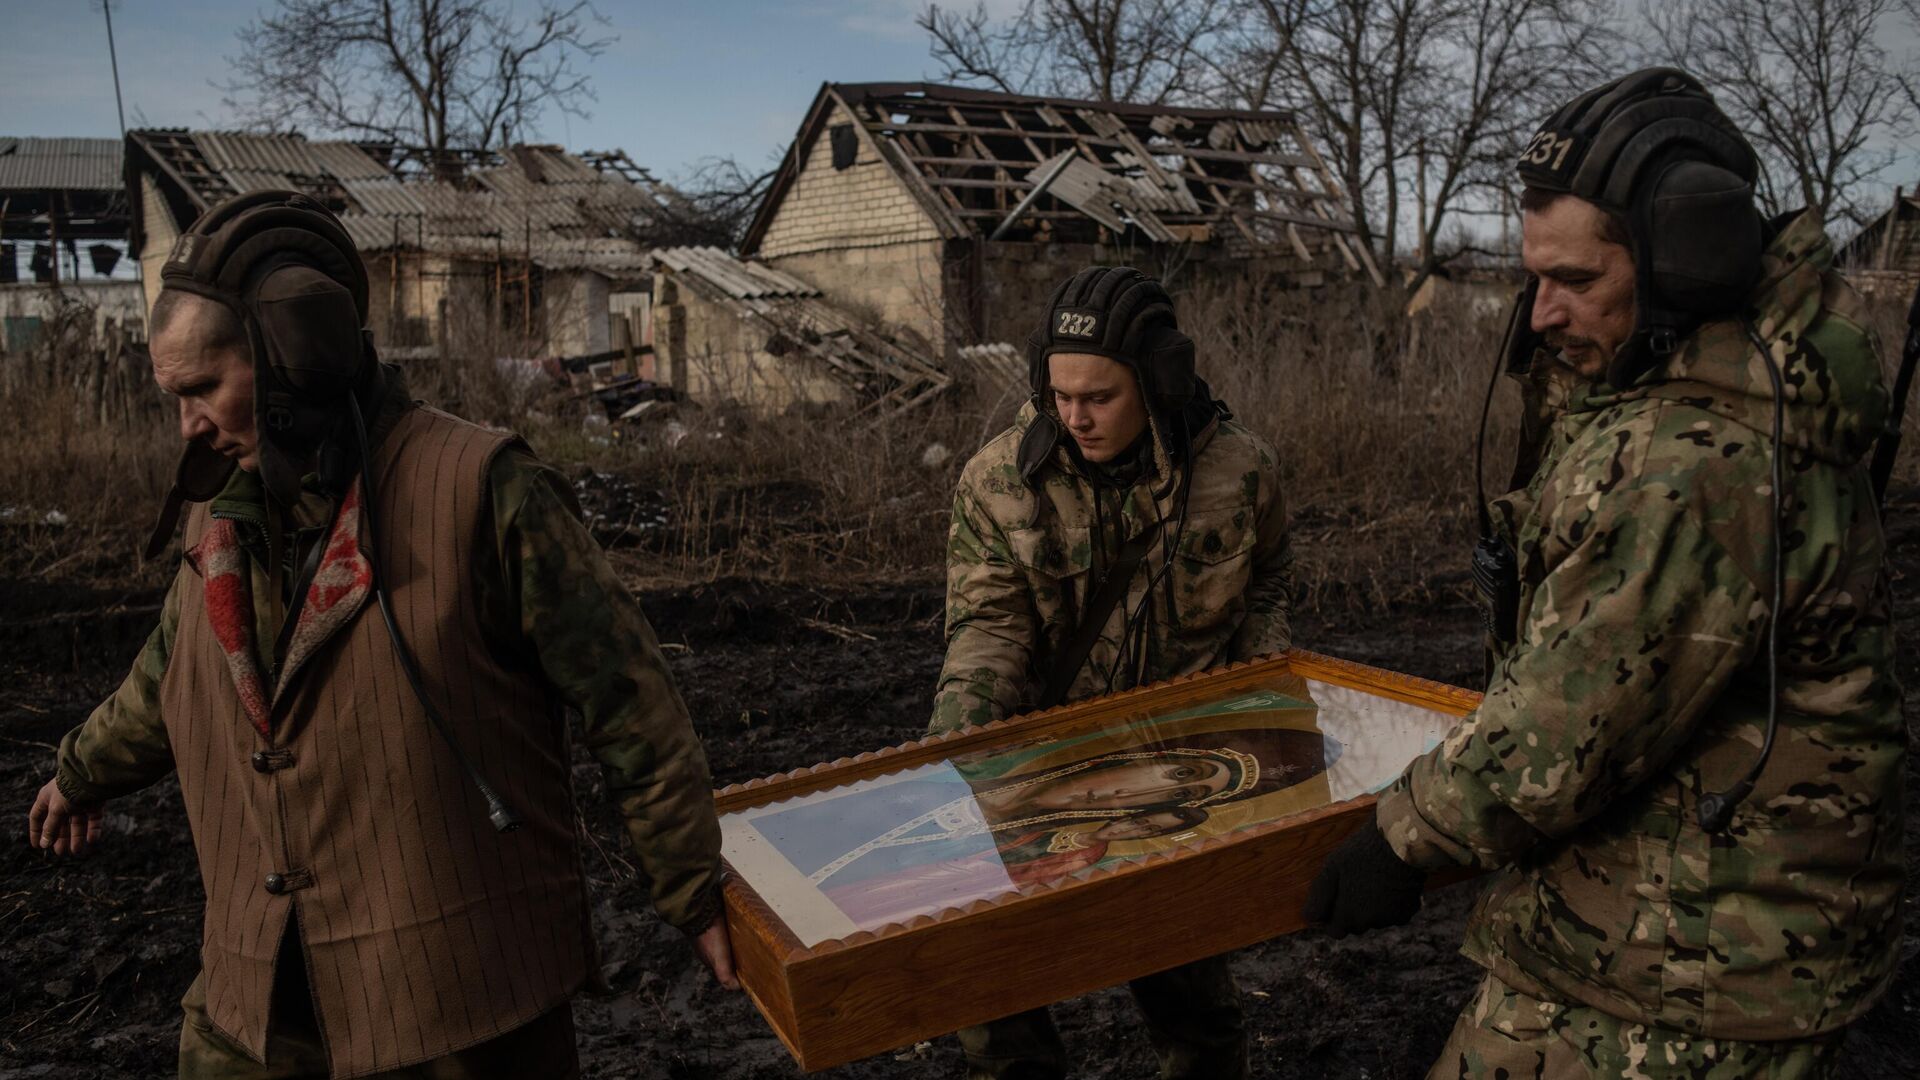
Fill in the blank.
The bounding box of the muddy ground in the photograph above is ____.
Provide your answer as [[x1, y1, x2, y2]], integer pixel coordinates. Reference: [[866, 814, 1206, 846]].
[[3, 493, 1917, 1079]]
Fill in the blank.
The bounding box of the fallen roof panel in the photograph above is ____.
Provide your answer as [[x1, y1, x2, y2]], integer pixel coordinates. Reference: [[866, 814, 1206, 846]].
[[652, 246, 951, 412], [653, 246, 822, 299]]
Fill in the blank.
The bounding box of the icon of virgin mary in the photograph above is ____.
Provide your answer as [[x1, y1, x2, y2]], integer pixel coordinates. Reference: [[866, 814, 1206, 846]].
[[751, 726, 1335, 931]]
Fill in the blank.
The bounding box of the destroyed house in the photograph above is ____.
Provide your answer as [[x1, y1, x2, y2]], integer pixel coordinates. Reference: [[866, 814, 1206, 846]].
[[728, 82, 1377, 360], [1, 136, 143, 351], [125, 130, 664, 359]]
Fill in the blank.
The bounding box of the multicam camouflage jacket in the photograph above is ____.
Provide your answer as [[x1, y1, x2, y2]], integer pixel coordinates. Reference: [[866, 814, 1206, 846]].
[[56, 375, 724, 935], [1376, 210, 1905, 1040], [930, 400, 1293, 734]]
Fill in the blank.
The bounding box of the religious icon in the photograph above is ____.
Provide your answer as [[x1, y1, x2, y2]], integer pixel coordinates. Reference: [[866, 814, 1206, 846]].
[[715, 650, 1479, 1071], [724, 665, 1455, 944]]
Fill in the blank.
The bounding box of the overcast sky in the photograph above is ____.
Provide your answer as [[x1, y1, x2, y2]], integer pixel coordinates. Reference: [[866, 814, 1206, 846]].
[[3, 1, 1912, 213]]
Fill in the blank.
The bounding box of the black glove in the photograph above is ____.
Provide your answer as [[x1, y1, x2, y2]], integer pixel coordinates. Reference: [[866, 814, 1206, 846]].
[[1303, 819, 1429, 935]]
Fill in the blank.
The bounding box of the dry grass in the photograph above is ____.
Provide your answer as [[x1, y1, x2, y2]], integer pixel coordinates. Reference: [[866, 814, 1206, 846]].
[[468, 276, 1523, 611], [0, 304, 176, 591], [4, 281, 1912, 618], [1184, 280, 1514, 610]]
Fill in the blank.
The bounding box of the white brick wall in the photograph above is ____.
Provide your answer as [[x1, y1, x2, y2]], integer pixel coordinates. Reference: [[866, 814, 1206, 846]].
[[757, 102, 942, 258]]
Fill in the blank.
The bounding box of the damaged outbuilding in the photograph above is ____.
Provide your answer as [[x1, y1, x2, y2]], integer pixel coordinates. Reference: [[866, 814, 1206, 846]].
[[124, 129, 664, 361]]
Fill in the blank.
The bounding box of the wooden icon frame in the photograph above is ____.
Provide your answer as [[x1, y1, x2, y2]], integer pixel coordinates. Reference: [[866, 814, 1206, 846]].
[[714, 649, 1481, 1072]]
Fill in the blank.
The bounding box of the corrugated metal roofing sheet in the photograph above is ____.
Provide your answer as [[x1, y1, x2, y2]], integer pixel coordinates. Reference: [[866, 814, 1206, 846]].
[[1040, 156, 1178, 243], [192, 132, 389, 183], [133, 129, 657, 272], [652, 247, 821, 299], [338, 177, 427, 217], [507, 146, 604, 186], [476, 161, 652, 209], [339, 214, 407, 254], [0, 136, 122, 191]]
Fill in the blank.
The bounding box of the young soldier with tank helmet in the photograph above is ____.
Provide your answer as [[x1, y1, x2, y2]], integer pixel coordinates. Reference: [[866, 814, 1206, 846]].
[[25, 190, 737, 1078], [1306, 68, 1905, 1076], [932, 266, 1295, 1079]]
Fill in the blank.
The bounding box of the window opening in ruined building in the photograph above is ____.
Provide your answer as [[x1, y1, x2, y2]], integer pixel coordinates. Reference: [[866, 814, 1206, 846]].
[[830, 124, 858, 171]]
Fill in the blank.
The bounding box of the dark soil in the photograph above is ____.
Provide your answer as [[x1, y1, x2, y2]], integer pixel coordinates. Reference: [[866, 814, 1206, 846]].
[[4, 495, 1917, 1079]]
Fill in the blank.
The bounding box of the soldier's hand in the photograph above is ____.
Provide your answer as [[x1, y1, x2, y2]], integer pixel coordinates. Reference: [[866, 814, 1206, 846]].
[[27, 778, 103, 857], [692, 915, 740, 991], [1303, 819, 1427, 935]]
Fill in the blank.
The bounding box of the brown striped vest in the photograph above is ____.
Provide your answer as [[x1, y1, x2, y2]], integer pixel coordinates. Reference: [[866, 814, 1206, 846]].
[[161, 405, 593, 1077]]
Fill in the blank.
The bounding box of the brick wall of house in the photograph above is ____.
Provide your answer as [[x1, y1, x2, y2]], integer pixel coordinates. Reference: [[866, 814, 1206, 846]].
[[756, 102, 942, 260], [766, 241, 950, 355]]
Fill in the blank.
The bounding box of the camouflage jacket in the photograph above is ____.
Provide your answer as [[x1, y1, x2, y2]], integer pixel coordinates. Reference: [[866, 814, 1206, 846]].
[[56, 374, 724, 934], [1376, 210, 1905, 1039], [931, 400, 1293, 733]]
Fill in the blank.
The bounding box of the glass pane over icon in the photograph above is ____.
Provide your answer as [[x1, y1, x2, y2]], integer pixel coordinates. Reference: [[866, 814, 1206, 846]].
[[720, 671, 1456, 946]]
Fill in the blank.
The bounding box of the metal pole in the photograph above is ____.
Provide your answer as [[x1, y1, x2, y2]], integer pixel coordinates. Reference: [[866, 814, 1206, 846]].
[[102, 1, 127, 137], [1415, 140, 1429, 266]]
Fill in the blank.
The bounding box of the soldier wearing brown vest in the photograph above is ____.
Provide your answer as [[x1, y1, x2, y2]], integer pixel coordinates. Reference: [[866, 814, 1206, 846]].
[[24, 192, 735, 1079]]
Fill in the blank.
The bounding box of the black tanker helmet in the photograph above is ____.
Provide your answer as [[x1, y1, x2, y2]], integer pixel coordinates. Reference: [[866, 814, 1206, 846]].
[[1018, 266, 1205, 485], [1512, 66, 1763, 388], [146, 189, 375, 558]]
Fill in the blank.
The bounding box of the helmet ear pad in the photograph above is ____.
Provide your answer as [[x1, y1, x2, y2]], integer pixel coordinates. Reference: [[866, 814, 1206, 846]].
[[1026, 326, 1053, 400], [254, 262, 365, 401], [1137, 325, 1196, 402], [1608, 155, 1763, 389], [1643, 159, 1762, 315]]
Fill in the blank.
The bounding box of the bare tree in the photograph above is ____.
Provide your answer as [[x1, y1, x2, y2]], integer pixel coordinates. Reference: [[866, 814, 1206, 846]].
[[1649, 0, 1918, 227], [224, 1, 611, 157], [1214, 0, 1614, 292], [919, 0, 1226, 104], [1215, 0, 1451, 269], [643, 157, 780, 251], [1404, 0, 1617, 289]]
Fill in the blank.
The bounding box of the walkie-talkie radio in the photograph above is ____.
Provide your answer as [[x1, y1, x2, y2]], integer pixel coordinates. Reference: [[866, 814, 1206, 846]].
[[1469, 279, 1536, 646]]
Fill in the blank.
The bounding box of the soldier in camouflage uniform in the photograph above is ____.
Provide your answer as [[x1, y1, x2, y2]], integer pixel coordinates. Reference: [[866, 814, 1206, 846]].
[[1305, 69, 1904, 1078], [26, 193, 732, 1078], [933, 266, 1294, 1079]]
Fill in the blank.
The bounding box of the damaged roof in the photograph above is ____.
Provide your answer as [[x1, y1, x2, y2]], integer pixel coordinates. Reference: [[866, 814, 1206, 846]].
[[126, 129, 665, 275], [0, 136, 123, 192], [652, 246, 820, 300], [742, 82, 1379, 281], [652, 246, 953, 412]]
